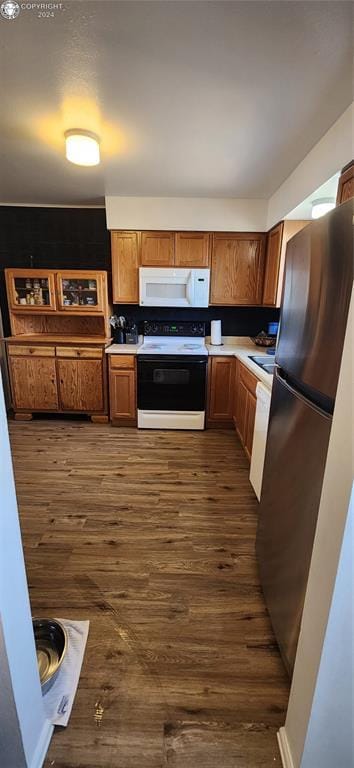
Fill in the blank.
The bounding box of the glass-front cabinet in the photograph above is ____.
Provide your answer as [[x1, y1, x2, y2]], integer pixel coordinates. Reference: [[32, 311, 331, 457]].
[[5, 269, 57, 311], [56, 271, 105, 312]]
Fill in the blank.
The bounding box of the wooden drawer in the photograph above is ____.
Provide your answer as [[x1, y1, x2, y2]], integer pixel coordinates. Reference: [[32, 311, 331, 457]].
[[109, 355, 135, 369], [8, 345, 55, 357], [56, 347, 103, 359], [239, 362, 258, 396]]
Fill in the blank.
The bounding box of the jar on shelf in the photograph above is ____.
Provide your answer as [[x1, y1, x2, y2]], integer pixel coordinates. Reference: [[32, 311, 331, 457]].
[[34, 287, 43, 305]]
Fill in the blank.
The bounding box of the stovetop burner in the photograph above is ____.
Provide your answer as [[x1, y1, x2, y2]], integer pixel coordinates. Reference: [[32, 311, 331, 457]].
[[137, 320, 208, 356]]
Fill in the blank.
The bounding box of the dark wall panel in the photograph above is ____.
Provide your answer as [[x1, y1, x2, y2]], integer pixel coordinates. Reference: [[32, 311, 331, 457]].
[[0, 206, 110, 335], [0, 205, 279, 338]]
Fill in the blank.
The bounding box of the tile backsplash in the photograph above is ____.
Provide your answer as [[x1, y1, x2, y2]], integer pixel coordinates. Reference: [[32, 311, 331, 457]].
[[113, 304, 280, 337]]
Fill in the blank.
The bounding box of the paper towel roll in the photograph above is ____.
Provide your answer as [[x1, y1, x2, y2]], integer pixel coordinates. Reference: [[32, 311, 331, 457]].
[[211, 320, 222, 346]]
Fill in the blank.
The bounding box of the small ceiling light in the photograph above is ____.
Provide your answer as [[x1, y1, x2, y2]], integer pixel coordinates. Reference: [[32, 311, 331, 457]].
[[65, 129, 100, 166], [311, 197, 335, 219]]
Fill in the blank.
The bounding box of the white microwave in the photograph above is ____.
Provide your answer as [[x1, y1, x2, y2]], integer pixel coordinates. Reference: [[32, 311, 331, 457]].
[[139, 267, 210, 308]]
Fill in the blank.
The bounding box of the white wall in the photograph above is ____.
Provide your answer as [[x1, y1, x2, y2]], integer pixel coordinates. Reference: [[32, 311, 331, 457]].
[[278, 286, 354, 767], [105, 196, 268, 232], [301, 486, 354, 768], [106, 104, 353, 234], [267, 103, 353, 229], [0, 372, 53, 768], [0, 618, 27, 766]]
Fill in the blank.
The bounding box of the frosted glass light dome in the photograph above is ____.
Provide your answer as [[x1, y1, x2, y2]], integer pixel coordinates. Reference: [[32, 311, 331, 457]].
[[311, 198, 335, 219], [65, 130, 100, 166]]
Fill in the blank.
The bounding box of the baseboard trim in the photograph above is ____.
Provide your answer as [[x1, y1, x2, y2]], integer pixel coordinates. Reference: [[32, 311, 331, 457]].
[[29, 719, 54, 768], [277, 727, 295, 768]]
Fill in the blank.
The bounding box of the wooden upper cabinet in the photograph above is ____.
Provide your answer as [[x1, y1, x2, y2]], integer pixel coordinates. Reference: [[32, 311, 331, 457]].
[[141, 231, 175, 266], [274, 220, 309, 307], [210, 233, 266, 306], [56, 271, 106, 313], [262, 222, 284, 306], [111, 231, 140, 304], [336, 161, 354, 204], [5, 269, 57, 312], [175, 232, 210, 267]]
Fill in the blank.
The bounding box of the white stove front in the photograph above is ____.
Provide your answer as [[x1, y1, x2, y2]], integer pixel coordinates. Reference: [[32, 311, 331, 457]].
[[137, 336, 208, 429]]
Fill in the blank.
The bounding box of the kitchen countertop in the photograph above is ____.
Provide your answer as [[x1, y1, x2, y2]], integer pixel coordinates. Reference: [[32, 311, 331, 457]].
[[105, 335, 274, 390], [105, 339, 143, 354], [6, 335, 112, 345], [206, 336, 274, 389]]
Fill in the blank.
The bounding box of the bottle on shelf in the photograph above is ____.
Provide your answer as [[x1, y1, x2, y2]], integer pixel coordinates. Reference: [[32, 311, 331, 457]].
[[34, 287, 43, 305]]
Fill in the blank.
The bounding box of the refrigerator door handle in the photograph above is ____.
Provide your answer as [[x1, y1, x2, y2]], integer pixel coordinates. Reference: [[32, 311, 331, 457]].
[[276, 368, 332, 420]]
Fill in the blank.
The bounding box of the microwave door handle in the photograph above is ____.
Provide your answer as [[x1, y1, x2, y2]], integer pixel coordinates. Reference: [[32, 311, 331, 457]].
[[186, 273, 194, 306]]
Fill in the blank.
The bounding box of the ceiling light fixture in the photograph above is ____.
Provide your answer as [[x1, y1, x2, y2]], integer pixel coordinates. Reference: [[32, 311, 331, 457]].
[[311, 197, 335, 219], [65, 129, 100, 166]]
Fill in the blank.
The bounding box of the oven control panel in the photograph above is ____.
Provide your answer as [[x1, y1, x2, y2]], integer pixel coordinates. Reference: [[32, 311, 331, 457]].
[[143, 321, 205, 337]]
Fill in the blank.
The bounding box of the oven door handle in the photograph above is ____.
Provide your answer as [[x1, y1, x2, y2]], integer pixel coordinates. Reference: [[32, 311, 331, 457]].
[[138, 357, 207, 364]]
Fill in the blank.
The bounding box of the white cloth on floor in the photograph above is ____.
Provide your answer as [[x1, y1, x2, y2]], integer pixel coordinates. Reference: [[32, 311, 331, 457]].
[[42, 618, 89, 727]]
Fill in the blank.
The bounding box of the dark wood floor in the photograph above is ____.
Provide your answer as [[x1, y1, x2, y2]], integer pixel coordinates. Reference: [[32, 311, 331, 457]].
[[9, 420, 289, 768]]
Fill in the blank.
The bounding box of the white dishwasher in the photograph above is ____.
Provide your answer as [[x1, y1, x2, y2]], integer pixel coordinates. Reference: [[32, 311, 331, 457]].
[[249, 381, 272, 501]]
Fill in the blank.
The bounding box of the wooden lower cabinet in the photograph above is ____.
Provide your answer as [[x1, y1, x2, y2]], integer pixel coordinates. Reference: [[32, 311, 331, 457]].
[[244, 390, 257, 461], [10, 355, 58, 411], [233, 361, 247, 434], [57, 359, 104, 412], [207, 356, 235, 426], [109, 355, 137, 425], [234, 359, 259, 461], [7, 343, 107, 418]]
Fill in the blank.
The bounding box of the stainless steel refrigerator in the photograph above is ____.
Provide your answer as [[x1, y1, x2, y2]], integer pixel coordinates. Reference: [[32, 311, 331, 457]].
[[256, 199, 354, 676]]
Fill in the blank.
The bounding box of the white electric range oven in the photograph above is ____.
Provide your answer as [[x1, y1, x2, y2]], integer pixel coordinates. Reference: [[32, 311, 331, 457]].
[[137, 321, 208, 430]]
